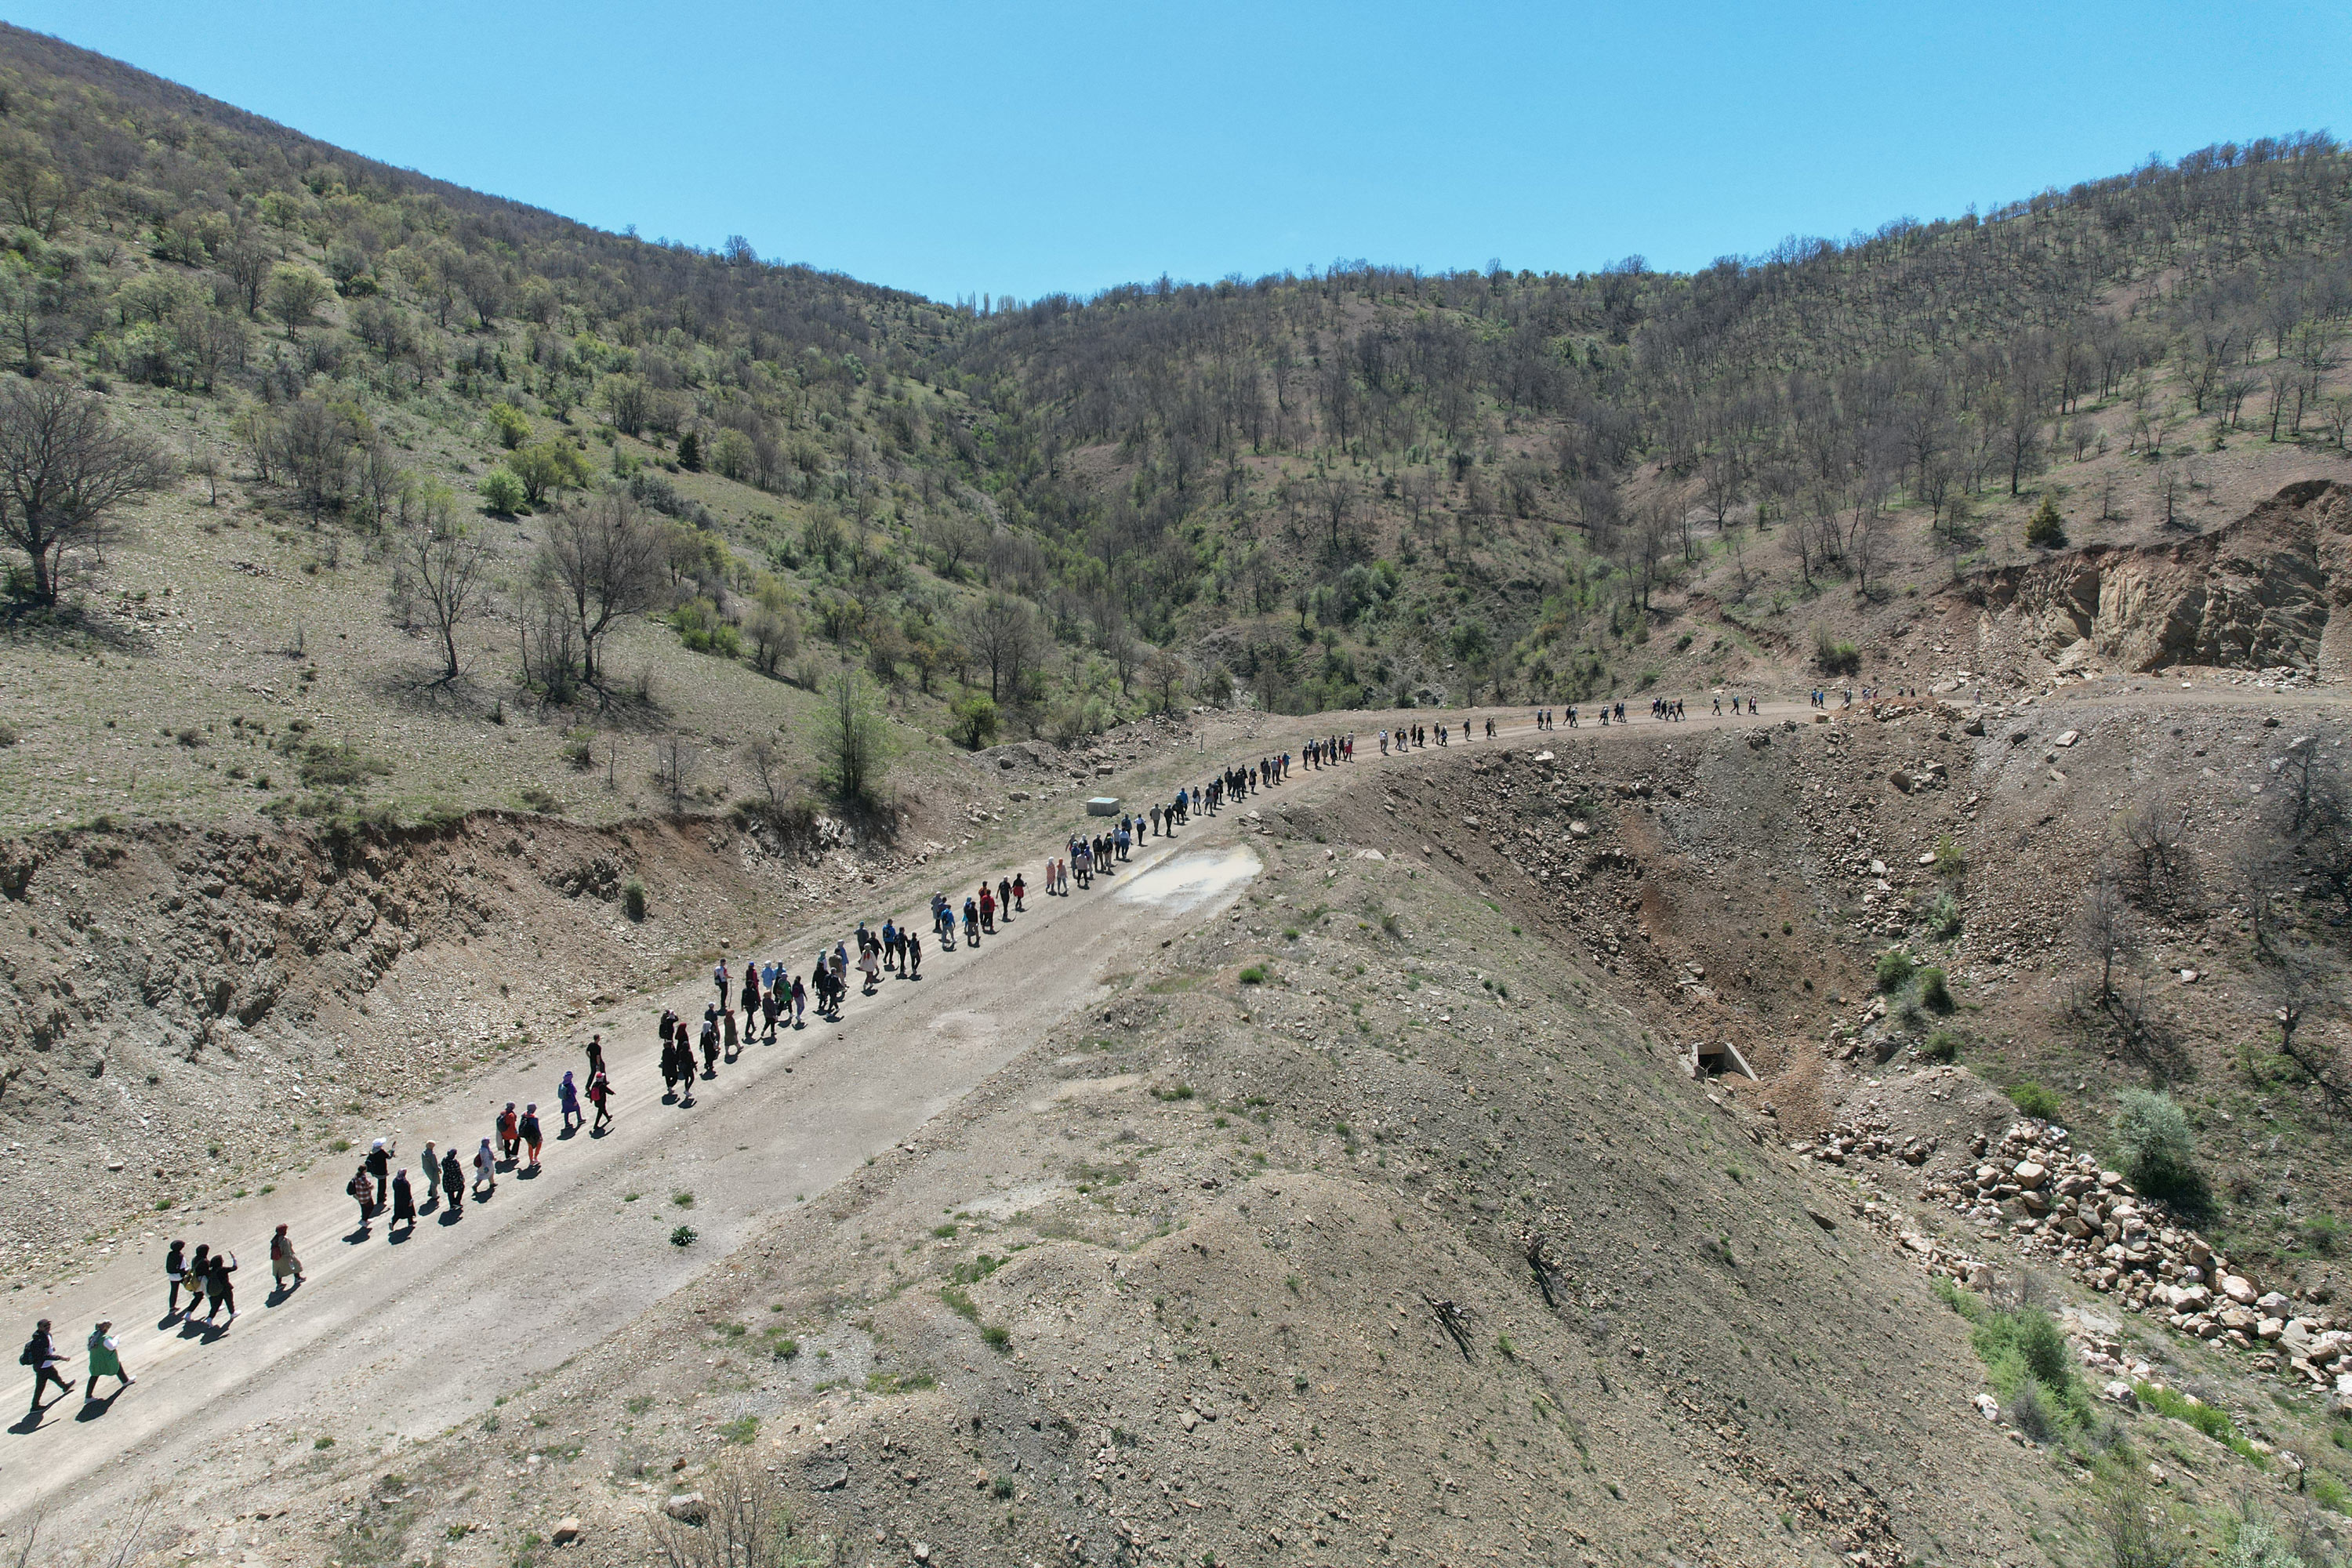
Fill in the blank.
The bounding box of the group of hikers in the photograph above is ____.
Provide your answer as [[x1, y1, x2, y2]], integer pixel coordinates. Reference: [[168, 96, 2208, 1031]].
[[26, 699, 1819, 1427]]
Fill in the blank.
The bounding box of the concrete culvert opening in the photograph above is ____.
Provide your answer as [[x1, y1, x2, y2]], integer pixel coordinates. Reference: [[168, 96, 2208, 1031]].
[[1689, 1040, 1757, 1081]]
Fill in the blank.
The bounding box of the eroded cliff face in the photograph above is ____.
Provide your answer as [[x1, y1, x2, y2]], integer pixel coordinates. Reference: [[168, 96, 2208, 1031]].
[[1961, 479, 2352, 675]]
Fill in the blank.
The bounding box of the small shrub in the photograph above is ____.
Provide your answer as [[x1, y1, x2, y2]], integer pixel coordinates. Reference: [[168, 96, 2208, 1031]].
[[480, 468, 526, 514], [1875, 949, 1916, 993], [622, 877, 648, 920], [2008, 1080, 2063, 1120], [771, 1336, 800, 1361], [1813, 624, 1862, 674], [991, 1475, 1014, 1499], [1933, 833, 1966, 876], [1926, 891, 1963, 939], [0, 723, 16, 746], [561, 728, 597, 770], [2024, 496, 2067, 549], [2007, 1376, 2057, 1443], [978, 1323, 1011, 1353], [2114, 1090, 2209, 1214], [670, 1225, 698, 1247], [1918, 967, 1954, 1012], [717, 1414, 758, 1444], [2300, 1214, 2344, 1257], [1922, 1029, 1963, 1063], [672, 1191, 695, 1208], [1238, 966, 1266, 985]]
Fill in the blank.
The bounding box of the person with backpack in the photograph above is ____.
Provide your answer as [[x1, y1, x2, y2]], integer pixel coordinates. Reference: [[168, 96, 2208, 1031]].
[[497, 1104, 520, 1167], [1011, 873, 1026, 913], [164, 1240, 190, 1319], [23, 1319, 72, 1415], [85, 1321, 132, 1399], [520, 1105, 543, 1172], [270, 1224, 303, 1290], [441, 1145, 467, 1214], [588, 1069, 613, 1134], [202, 1248, 238, 1325], [347, 1163, 376, 1231]]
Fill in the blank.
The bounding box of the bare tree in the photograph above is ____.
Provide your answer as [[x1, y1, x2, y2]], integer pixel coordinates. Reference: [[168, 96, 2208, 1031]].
[[394, 497, 490, 685], [2076, 874, 2139, 1009], [646, 1453, 797, 1568], [2263, 947, 2349, 1117], [743, 736, 786, 812], [0, 383, 173, 604], [1145, 648, 1189, 713], [2118, 791, 2186, 894], [959, 591, 1042, 702], [652, 735, 693, 817], [537, 493, 663, 687]]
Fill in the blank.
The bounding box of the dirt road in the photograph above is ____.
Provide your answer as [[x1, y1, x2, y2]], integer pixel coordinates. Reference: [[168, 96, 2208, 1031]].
[[1, 684, 2311, 1535]]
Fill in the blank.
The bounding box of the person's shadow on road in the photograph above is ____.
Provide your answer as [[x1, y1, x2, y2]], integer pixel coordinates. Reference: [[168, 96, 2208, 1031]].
[[72, 1391, 121, 1422]]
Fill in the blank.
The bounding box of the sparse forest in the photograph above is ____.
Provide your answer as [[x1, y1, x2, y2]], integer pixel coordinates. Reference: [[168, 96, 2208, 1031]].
[[1, 20, 2350, 757]]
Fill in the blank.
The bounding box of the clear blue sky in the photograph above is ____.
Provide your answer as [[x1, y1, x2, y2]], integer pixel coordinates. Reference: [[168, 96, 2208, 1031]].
[[14, 2, 2347, 302]]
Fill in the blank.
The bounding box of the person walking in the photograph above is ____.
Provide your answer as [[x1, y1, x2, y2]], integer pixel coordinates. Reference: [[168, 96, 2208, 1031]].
[[789, 973, 808, 1026], [473, 1138, 497, 1202], [22, 1319, 72, 1414], [588, 1069, 613, 1134], [858, 942, 880, 995], [713, 960, 729, 1014], [390, 1170, 416, 1236], [347, 1162, 376, 1231], [202, 1247, 238, 1325], [585, 1033, 606, 1088], [164, 1240, 190, 1319], [497, 1103, 520, 1167], [558, 1072, 582, 1134], [85, 1321, 132, 1397], [441, 1145, 467, 1214], [1011, 873, 1026, 912], [420, 1141, 442, 1209], [365, 1138, 393, 1209], [269, 1223, 303, 1290], [520, 1105, 543, 1171], [906, 930, 921, 978]]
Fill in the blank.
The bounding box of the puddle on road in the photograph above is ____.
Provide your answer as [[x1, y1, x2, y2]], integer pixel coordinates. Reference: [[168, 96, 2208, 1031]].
[[1112, 847, 1261, 915]]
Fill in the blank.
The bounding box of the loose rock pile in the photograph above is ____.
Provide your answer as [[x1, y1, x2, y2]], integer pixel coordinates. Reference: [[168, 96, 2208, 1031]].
[[1805, 1116, 2352, 1410]]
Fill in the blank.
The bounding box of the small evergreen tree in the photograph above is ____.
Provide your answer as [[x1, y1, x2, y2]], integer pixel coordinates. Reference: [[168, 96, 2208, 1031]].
[[677, 429, 703, 471], [2024, 496, 2067, 548]]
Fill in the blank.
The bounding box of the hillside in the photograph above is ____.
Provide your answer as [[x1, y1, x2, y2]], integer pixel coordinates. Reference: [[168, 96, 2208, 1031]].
[[0, 23, 2348, 853], [3, 24, 2352, 1568]]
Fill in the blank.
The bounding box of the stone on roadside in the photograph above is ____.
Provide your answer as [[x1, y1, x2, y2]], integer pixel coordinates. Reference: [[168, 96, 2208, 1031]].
[[551, 1519, 581, 1545]]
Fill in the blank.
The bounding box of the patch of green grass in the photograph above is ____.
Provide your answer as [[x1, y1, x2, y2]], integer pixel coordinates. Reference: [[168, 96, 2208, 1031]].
[[932, 1223, 958, 1238], [1238, 966, 1266, 985], [717, 1414, 759, 1444], [2134, 1382, 2267, 1466], [314, 1436, 336, 1450], [978, 1324, 1012, 1353], [670, 1190, 695, 1208], [866, 1369, 938, 1394], [2007, 1080, 2063, 1120]]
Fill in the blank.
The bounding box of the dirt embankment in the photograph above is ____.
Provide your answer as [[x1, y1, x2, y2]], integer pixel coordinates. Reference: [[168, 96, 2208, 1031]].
[[352, 782, 2061, 1568], [0, 804, 909, 1268], [1955, 478, 2352, 679]]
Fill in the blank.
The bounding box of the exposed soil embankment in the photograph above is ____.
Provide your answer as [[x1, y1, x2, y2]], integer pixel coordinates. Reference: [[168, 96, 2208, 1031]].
[[1958, 478, 2352, 677], [0, 806, 905, 1266]]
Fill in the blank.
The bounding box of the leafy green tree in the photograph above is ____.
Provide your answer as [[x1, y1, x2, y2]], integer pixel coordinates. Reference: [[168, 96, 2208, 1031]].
[[823, 668, 893, 802], [509, 441, 591, 506], [265, 264, 328, 325], [488, 401, 531, 449], [950, 691, 1000, 749]]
